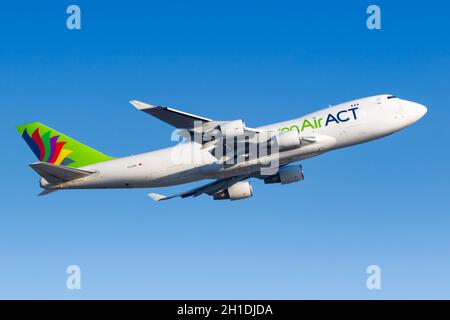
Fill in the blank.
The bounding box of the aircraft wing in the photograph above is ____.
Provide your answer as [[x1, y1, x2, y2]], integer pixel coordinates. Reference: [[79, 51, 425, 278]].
[[148, 176, 247, 201], [130, 100, 212, 129], [130, 100, 261, 133]]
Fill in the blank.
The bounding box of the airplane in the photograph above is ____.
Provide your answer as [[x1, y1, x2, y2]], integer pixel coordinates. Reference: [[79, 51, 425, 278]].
[[16, 94, 427, 201]]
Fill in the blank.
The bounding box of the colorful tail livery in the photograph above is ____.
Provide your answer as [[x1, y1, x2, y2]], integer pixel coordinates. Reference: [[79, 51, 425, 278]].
[[16, 122, 115, 168]]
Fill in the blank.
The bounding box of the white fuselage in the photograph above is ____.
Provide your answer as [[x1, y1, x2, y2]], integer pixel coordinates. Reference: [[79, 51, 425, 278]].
[[43, 95, 427, 190]]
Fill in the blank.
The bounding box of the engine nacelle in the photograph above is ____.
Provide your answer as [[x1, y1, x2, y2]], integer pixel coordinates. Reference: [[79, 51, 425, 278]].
[[264, 165, 304, 184], [219, 120, 245, 138], [275, 129, 302, 150], [213, 181, 253, 201]]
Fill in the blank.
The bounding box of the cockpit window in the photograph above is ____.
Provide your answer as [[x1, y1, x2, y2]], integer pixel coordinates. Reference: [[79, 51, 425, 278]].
[[387, 95, 397, 99]]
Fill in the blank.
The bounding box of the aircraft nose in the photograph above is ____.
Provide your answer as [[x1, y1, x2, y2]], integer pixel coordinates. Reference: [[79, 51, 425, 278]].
[[407, 101, 427, 123]]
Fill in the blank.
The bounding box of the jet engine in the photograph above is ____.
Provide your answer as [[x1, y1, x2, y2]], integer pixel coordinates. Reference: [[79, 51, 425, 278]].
[[263, 165, 304, 184], [219, 120, 246, 138], [213, 181, 253, 200], [275, 129, 302, 150]]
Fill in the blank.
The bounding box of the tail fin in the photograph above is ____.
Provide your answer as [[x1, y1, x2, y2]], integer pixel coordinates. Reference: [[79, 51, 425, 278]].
[[16, 122, 115, 168]]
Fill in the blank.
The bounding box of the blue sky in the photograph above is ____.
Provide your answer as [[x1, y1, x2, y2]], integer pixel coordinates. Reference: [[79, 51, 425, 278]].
[[0, 0, 449, 299]]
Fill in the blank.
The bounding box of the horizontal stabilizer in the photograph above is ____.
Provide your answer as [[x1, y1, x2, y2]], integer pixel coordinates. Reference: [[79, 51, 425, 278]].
[[29, 162, 94, 184]]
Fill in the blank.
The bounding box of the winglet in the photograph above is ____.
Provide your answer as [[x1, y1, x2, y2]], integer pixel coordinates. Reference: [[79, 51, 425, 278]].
[[130, 100, 156, 111], [148, 193, 168, 201]]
